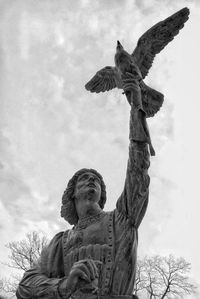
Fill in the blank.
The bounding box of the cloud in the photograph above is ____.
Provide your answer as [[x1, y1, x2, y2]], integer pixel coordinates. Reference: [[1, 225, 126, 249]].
[[0, 0, 176, 228]]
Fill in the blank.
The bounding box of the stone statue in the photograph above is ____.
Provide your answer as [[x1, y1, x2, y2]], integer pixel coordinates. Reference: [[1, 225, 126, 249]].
[[16, 7, 190, 299], [85, 7, 190, 156]]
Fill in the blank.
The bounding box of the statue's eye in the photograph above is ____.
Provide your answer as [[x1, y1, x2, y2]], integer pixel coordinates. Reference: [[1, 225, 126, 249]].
[[94, 177, 101, 183], [78, 174, 88, 181]]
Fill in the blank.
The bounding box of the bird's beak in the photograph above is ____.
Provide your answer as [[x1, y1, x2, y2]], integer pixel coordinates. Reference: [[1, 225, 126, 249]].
[[117, 40, 123, 50]]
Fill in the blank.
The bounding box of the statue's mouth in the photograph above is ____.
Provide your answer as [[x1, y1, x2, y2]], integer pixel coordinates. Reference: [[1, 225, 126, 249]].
[[88, 182, 96, 188]]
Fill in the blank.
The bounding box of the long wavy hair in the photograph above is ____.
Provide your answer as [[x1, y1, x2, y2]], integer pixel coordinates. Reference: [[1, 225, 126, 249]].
[[61, 168, 107, 225]]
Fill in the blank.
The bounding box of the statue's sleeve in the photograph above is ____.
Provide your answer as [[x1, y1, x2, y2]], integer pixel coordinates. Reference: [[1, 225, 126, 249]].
[[16, 232, 67, 299], [116, 86, 150, 229], [16, 268, 62, 299]]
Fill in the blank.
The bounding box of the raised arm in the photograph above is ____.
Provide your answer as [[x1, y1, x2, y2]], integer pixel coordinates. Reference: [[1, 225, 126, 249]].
[[116, 73, 150, 228]]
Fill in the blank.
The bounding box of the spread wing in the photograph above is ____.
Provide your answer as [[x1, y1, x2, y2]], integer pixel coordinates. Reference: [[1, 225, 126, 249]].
[[85, 66, 122, 93], [141, 83, 164, 118], [132, 7, 190, 79]]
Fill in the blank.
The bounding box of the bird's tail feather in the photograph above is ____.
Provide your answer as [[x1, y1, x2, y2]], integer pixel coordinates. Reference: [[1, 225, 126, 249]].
[[140, 82, 164, 118]]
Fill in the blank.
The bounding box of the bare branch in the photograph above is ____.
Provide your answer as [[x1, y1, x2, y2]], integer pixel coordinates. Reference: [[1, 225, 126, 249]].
[[1, 231, 49, 296], [4, 231, 49, 271], [134, 255, 196, 298]]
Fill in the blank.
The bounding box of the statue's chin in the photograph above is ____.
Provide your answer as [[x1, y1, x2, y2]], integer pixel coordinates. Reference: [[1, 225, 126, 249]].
[[81, 187, 99, 204], [85, 186, 97, 197], [87, 192, 97, 203]]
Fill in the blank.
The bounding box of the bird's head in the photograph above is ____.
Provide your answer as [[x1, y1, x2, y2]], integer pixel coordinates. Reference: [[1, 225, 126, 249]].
[[116, 40, 124, 52]]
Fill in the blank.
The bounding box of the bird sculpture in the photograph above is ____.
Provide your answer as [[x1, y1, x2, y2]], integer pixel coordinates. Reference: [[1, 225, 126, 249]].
[[85, 7, 190, 155]]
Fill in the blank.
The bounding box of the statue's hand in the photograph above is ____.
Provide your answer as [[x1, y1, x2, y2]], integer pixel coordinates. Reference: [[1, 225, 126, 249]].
[[122, 72, 140, 94], [122, 72, 142, 107], [130, 64, 143, 82], [58, 259, 101, 297]]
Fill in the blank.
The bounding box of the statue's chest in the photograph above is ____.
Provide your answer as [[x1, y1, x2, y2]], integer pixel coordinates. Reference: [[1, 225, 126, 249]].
[[62, 212, 114, 293], [65, 221, 107, 252]]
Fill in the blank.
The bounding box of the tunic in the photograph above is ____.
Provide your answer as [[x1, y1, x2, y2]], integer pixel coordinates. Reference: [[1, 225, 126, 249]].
[[16, 89, 150, 299]]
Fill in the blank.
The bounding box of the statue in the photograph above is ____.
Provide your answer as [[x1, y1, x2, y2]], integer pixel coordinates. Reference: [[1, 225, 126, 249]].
[[16, 7, 190, 299]]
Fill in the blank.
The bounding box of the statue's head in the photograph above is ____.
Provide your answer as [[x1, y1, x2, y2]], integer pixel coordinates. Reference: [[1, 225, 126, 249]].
[[61, 168, 107, 225]]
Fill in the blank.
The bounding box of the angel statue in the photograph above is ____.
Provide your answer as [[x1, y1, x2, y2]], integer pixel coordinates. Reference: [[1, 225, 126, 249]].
[[16, 7, 189, 299], [85, 7, 189, 155]]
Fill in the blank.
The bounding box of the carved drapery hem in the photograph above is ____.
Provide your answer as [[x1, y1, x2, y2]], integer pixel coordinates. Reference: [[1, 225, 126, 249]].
[[71, 294, 139, 299]]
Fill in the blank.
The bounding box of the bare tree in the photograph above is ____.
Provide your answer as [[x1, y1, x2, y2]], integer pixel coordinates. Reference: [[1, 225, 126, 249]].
[[0, 276, 19, 296], [134, 259, 148, 296], [134, 255, 196, 298], [5, 231, 49, 271], [0, 277, 9, 299], [2, 234, 196, 299], [1, 231, 49, 297]]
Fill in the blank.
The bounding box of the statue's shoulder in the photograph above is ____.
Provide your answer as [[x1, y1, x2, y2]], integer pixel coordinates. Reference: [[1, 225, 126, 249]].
[[46, 231, 68, 252], [48, 231, 65, 246], [39, 231, 66, 276]]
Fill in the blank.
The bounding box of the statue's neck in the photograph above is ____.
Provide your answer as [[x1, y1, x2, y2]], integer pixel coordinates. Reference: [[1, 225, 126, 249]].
[[76, 208, 105, 230], [77, 203, 102, 220]]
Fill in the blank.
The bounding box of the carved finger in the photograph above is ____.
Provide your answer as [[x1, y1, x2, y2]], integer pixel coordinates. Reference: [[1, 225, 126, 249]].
[[125, 72, 136, 78], [89, 260, 100, 278], [122, 72, 142, 83], [84, 260, 96, 280], [122, 72, 132, 78], [127, 70, 142, 78], [123, 83, 140, 93], [122, 78, 139, 87], [122, 79, 138, 86], [123, 81, 138, 88], [73, 262, 92, 280], [122, 72, 137, 80], [74, 268, 91, 282], [94, 260, 102, 277], [124, 78, 140, 84]]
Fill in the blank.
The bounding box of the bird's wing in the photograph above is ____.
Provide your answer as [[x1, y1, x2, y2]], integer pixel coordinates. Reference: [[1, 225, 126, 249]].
[[132, 7, 190, 79], [141, 83, 164, 118], [85, 66, 122, 93]]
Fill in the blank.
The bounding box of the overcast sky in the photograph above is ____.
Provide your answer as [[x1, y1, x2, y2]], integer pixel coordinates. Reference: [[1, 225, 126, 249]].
[[0, 0, 200, 298]]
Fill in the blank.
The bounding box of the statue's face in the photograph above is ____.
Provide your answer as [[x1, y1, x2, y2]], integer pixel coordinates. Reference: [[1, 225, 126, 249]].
[[74, 171, 101, 207]]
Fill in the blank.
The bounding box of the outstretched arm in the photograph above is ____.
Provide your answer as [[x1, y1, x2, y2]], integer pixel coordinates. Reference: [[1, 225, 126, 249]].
[[116, 73, 150, 228]]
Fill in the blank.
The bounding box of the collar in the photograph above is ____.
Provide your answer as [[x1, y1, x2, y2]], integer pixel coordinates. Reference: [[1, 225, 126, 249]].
[[75, 210, 106, 230]]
